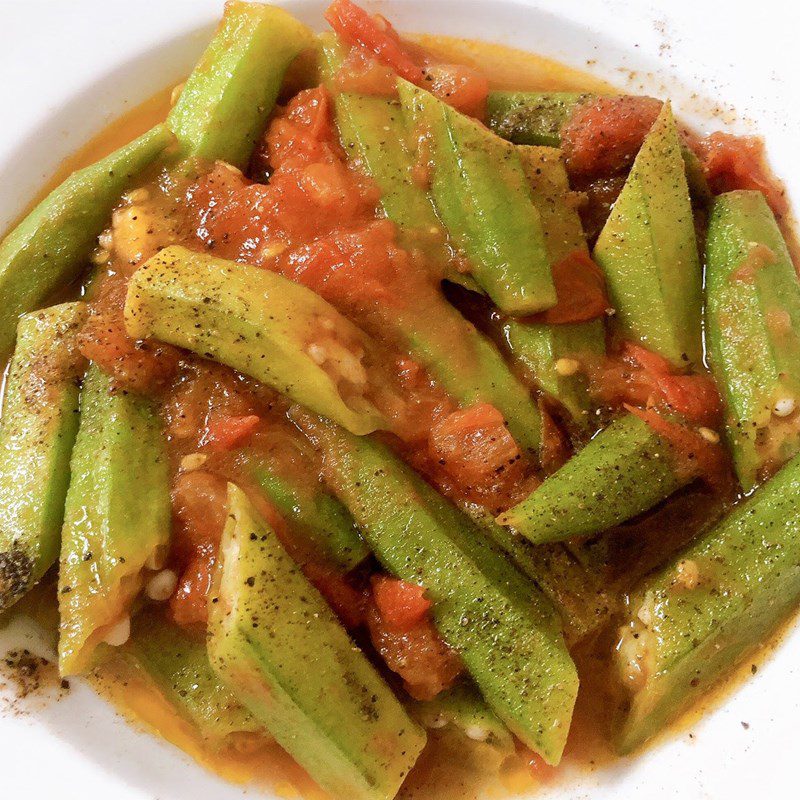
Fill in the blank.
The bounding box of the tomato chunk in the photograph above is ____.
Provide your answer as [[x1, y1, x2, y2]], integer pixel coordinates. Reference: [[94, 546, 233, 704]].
[[697, 132, 787, 217], [562, 96, 663, 178], [532, 249, 609, 324], [371, 575, 431, 632], [200, 413, 261, 452], [423, 63, 489, 119], [303, 562, 367, 629]]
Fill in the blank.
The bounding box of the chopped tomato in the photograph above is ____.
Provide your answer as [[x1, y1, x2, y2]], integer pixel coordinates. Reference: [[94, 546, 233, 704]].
[[561, 96, 663, 178], [697, 132, 787, 217], [538, 400, 570, 474], [325, 0, 424, 82], [428, 403, 525, 490], [422, 63, 489, 119], [367, 601, 463, 700], [371, 575, 431, 632], [532, 249, 610, 325], [514, 740, 557, 782], [170, 550, 215, 626], [625, 405, 727, 488], [303, 562, 367, 629], [200, 413, 261, 452]]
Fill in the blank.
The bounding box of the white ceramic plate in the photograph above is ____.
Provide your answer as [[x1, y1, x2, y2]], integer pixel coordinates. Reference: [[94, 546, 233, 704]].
[[0, 1, 797, 798]]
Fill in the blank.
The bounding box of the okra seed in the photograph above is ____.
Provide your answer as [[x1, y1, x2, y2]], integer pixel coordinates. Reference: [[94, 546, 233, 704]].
[[464, 724, 490, 742], [103, 616, 131, 647], [773, 397, 796, 417], [146, 569, 178, 601], [180, 452, 208, 472], [698, 427, 720, 444], [554, 357, 580, 377]]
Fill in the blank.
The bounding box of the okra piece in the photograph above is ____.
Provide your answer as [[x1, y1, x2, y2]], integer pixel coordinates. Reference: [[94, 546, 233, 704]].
[[615, 450, 800, 752], [486, 91, 590, 146], [502, 146, 605, 420], [127, 607, 264, 746], [208, 483, 425, 800], [397, 79, 557, 315], [243, 449, 370, 571], [58, 366, 171, 675], [705, 190, 800, 491], [413, 680, 513, 753], [499, 413, 688, 544], [0, 303, 87, 611], [295, 414, 578, 765], [124, 245, 387, 435], [0, 124, 172, 359], [168, 1, 312, 169], [593, 103, 702, 368]]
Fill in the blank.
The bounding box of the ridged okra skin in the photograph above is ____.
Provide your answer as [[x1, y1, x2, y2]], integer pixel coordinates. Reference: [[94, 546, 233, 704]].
[[0, 124, 172, 360], [499, 413, 687, 543], [0, 303, 87, 611], [486, 91, 590, 146], [412, 680, 513, 753], [127, 607, 264, 746], [58, 366, 171, 675], [614, 450, 800, 752], [397, 79, 557, 315], [124, 245, 387, 436], [208, 483, 425, 800], [243, 449, 370, 572], [295, 412, 578, 765], [593, 103, 702, 369], [503, 146, 605, 421], [167, 1, 312, 169], [705, 190, 800, 491]]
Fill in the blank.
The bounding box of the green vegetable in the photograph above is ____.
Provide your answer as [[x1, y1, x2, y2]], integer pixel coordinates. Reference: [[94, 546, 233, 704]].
[[295, 412, 578, 765], [502, 146, 605, 421], [208, 483, 425, 800], [127, 607, 264, 746], [243, 449, 369, 571], [124, 245, 387, 436], [593, 103, 702, 368], [705, 190, 800, 491], [486, 91, 590, 146], [615, 449, 800, 752], [397, 79, 556, 315], [413, 681, 513, 753], [58, 366, 171, 675], [499, 413, 688, 543], [0, 303, 86, 611], [168, 0, 312, 169], [0, 124, 172, 359]]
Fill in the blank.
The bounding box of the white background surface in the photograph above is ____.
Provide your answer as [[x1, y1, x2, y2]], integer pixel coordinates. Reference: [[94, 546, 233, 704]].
[[0, 1, 798, 798]]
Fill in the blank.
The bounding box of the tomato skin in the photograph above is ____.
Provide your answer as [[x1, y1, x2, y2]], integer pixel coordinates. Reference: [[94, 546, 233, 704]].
[[371, 576, 431, 631], [422, 63, 489, 119], [325, 0, 424, 82], [538, 400, 570, 475], [170, 550, 215, 626], [697, 132, 787, 217], [200, 413, 261, 452], [303, 562, 367, 629], [562, 95, 663, 178], [531, 249, 609, 325]]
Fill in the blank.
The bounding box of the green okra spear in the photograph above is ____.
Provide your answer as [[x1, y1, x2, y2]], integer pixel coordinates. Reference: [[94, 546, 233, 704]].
[[614, 448, 800, 752], [0, 302, 87, 611], [486, 91, 591, 147], [0, 124, 172, 360], [208, 483, 426, 800], [498, 412, 689, 544], [124, 245, 388, 436], [168, 0, 312, 169], [397, 78, 557, 315], [293, 410, 578, 765], [705, 189, 800, 491], [59, 365, 171, 675], [126, 606, 265, 747], [593, 103, 703, 369]]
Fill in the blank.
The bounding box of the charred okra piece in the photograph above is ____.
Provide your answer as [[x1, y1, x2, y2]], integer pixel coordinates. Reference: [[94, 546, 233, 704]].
[[168, 0, 312, 169], [124, 245, 387, 435], [397, 79, 557, 315], [498, 413, 688, 543], [295, 412, 578, 765], [705, 190, 800, 491], [0, 125, 172, 359], [615, 449, 800, 752], [208, 483, 425, 800], [0, 303, 87, 611], [58, 366, 171, 675], [127, 607, 264, 746], [593, 103, 702, 368]]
